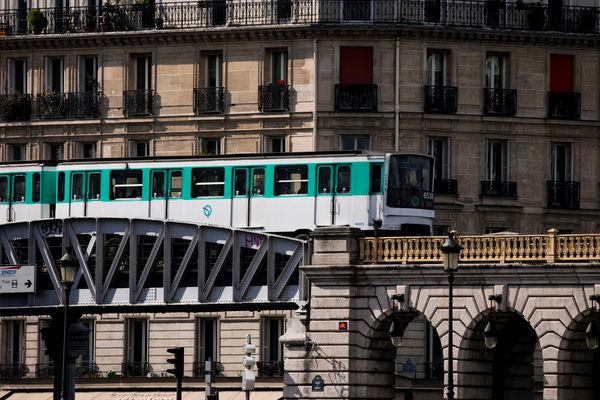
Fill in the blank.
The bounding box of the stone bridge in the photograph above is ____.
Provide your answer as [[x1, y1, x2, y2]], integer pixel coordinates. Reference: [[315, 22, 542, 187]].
[[282, 228, 600, 400]]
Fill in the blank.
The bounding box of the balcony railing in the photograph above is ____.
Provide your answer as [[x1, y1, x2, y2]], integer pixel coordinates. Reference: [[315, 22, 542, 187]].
[[483, 88, 517, 116], [434, 178, 457, 195], [257, 361, 284, 377], [35, 363, 55, 379], [194, 87, 225, 114], [37, 91, 101, 119], [123, 89, 154, 117], [193, 361, 223, 377], [334, 84, 377, 112], [0, 93, 32, 122], [258, 84, 290, 112], [548, 91, 581, 120], [121, 362, 150, 378], [2, 1, 598, 36], [547, 180, 580, 209], [480, 180, 517, 197], [359, 229, 600, 264], [0, 363, 28, 379], [424, 85, 457, 114]]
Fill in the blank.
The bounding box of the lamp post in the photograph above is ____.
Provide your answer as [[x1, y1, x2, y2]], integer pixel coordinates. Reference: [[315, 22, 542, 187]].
[[586, 295, 600, 350], [440, 231, 462, 400], [483, 295, 502, 350], [58, 247, 78, 400]]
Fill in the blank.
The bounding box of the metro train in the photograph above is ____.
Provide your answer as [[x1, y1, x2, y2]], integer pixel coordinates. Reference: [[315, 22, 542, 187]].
[[0, 151, 435, 235]]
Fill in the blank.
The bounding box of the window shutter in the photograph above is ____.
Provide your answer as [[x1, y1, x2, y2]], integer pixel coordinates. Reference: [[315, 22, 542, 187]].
[[550, 55, 574, 93], [340, 47, 373, 85]]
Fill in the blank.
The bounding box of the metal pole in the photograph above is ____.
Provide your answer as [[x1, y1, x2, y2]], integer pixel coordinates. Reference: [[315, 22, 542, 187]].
[[176, 376, 182, 400], [61, 284, 71, 400], [447, 269, 455, 400]]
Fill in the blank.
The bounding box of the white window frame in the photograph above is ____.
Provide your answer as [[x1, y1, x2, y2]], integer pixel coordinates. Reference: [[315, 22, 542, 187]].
[[205, 54, 222, 88], [486, 140, 509, 182], [426, 52, 446, 86], [133, 55, 152, 91], [551, 142, 573, 182], [485, 54, 506, 89], [196, 318, 218, 364], [45, 57, 64, 93], [7, 58, 27, 94], [427, 137, 450, 180], [260, 317, 284, 363], [125, 319, 148, 364], [78, 55, 98, 93], [4, 320, 24, 365]]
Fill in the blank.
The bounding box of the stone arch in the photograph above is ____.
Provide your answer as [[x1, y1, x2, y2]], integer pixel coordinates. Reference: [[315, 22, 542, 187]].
[[457, 308, 543, 400], [556, 307, 600, 399]]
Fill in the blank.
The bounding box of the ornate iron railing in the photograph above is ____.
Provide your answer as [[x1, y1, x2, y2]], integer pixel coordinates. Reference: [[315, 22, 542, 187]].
[[334, 84, 377, 112], [257, 360, 284, 377], [0, 363, 28, 379], [483, 88, 516, 116], [359, 229, 600, 264], [192, 361, 223, 377], [194, 87, 225, 114], [121, 362, 150, 378], [37, 91, 101, 119], [35, 363, 55, 379], [0, 93, 31, 122], [547, 180, 580, 209], [1, 1, 598, 35], [548, 91, 581, 120], [258, 84, 290, 112], [424, 85, 457, 114], [434, 178, 458, 195], [480, 180, 517, 196], [123, 89, 154, 117]]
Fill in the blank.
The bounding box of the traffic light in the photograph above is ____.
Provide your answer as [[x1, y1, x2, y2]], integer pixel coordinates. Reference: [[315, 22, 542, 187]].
[[166, 347, 184, 380]]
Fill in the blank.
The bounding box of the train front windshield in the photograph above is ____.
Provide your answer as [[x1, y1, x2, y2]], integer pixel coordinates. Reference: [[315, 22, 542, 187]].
[[386, 155, 434, 209]]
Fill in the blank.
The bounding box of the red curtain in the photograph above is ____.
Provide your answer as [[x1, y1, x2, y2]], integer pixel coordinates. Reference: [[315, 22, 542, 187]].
[[550, 54, 574, 93], [340, 47, 373, 85]]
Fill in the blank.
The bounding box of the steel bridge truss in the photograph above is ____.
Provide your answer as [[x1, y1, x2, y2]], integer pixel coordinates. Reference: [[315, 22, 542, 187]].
[[0, 218, 307, 310]]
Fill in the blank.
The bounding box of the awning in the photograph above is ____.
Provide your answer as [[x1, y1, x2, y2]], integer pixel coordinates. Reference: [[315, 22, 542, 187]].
[[3, 391, 282, 400]]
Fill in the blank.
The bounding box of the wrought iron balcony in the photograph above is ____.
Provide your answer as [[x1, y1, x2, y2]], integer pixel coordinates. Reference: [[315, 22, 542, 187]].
[[548, 91, 581, 120], [0, 363, 28, 379], [193, 361, 223, 377], [2, 1, 598, 36], [0, 93, 31, 122], [434, 178, 458, 195], [258, 84, 290, 112], [35, 362, 55, 379], [257, 361, 284, 377], [547, 180, 580, 209], [480, 180, 517, 197], [424, 85, 457, 114], [121, 362, 150, 378], [76, 362, 101, 378], [123, 89, 154, 117], [334, 84, 377, 112], [37, 91, 101, 119], [483, 88, 517, 116], [194, 87, 225, 114]]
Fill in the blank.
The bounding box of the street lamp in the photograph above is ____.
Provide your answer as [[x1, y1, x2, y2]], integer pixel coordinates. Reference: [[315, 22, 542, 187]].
[[483, 295, 502, 350], [586, 295, 600, 350], [389, 294, 407, 347], [58, 247, 78, 400], [440, 231, 462, 400]]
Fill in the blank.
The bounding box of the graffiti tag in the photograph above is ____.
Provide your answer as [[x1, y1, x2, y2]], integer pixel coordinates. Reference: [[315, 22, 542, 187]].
[[40, 220, 63, 236]]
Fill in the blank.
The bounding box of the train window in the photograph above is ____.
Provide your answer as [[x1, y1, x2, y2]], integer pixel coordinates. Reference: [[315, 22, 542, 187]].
[[336, 166, 351, 194], [110, 170, 143, 199], [13, 175, 25, 202], [252, 169, 265, 196], [88, 173, 101, 200], [170, 171, 182, 198], [318, 167, 331, 194], [32, 173, 40, 203], [58, 172, 65, 202], [152, 171, 165, 198], [275, 165, 308, 195], [72, 174, 84, 200], [0, 177, 7, 203], [234, 169, 247, 196], [370, 164, 382, 194], [192, 168, 225, 197]]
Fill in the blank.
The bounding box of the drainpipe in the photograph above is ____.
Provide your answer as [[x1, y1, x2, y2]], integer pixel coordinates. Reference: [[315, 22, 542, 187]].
[[313, 38, 318, 151], [394, 38, 400, 152]]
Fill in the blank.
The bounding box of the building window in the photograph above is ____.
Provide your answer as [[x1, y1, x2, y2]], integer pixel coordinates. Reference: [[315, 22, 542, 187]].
[[78, 320, 95, 374], [550, 143, 573, 182], [424, 321, 443, 379], [201, 138, 221, 155], [428, 137, 450, 180], [79, 56, 99, 92], [270, 51, 288, 84], [133, 55, 152, 91], [259, 317, 284, 376], [426, 51, 447, 87], [433, 225, 450, 236], [340, 47, 373, 85], [205, 54, 222, 88], [44, 143, 64, 160], [3, 320, 24, 373], [485, 55, 507, 90], [550, 54, 574, 94], [38, 319, 54, 378], [340, 135, 370, 150], [266, 136, 286, 153], [8, 59, 27, 94], [486, 140, 509, 183], [130, 141, 149, 157], [45, 57, 64, 93], [196, 318, 218, 365], [124, 319, 148, 377], [77, 142, 97, 159], [6, 144, 25, 161]]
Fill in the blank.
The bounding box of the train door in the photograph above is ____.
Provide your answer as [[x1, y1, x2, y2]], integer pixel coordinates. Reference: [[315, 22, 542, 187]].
[[68, 171, 101, 217], [315, 165, 352, 226], [0, 174, 26, 223], [231, 167, 265, 228], [149, 169, 183, 221]]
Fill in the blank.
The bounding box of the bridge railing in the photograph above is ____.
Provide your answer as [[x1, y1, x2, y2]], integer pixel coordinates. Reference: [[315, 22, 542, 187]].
[[359, 229, 600, 264]]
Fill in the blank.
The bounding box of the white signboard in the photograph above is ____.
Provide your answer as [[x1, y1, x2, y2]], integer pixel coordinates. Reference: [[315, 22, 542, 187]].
[[0, 265, 35, 293]]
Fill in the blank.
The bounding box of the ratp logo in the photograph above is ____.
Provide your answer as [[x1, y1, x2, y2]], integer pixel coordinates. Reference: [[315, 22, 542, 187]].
[[202, 205, 213, 218]]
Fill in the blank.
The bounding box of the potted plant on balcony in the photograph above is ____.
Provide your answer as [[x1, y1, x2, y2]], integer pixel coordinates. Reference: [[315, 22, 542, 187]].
[[27, 8, 48, 34], [527, 2, 546, 30]]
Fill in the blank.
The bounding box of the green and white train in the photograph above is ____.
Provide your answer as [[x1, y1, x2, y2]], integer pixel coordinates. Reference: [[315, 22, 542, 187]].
[[0, 151, 435, 235]]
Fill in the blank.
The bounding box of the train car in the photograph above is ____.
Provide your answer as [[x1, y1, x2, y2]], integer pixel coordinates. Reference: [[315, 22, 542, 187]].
[[52, 151, 434, 235], [0, 162, 56, 223]]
